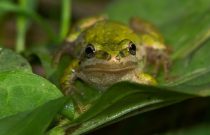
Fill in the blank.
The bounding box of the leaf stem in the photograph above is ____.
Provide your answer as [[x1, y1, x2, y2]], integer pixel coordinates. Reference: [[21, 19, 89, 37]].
[[16, 0, 27, 53], [59, 0, 71, 43]]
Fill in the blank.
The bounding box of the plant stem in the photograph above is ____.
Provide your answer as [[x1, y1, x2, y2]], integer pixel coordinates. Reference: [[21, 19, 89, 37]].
[[16, 0, 27, 53], [59, 0, 71, 43]]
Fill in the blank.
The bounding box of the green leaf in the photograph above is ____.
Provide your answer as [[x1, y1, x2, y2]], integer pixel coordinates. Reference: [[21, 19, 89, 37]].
[[162, 10, 210, 60], [0, 70, 63, 119], [106, 0, 210, 26], [0, 48, 32, 72], [164, 39, 210, 85], [16, 0, 38, 52], [59, 0, 71, 42], [0, 97, 68, 135], [165, 123, 210, 135], [166, 68, 210, 96], [64, 83, 193, 135], [0, 0, 14, 19]]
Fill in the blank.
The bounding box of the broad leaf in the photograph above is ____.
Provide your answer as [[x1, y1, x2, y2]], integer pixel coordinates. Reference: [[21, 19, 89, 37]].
[[62, 83, 194, 135], [0, 70, 63, 119], [0, 97, 68, 135], [167, 68, 210, 96], [0, 48, 31, 72], [106, 0, 209, 26], [165, 39, 210, 85]]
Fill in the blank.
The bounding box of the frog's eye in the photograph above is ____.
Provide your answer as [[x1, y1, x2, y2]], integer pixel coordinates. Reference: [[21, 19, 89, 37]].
[[85, 44, 95, 58], [128, 42, 136, 55]]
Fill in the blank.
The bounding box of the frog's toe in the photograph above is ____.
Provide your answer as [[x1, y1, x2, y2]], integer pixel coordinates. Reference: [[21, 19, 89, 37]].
[[135, 72, 157, 85]]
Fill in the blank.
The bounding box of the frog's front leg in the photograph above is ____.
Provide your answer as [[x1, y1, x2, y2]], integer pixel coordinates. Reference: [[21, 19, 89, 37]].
[[60, 59, 79, 95], [130, 17, 171, 77], [60, 59, 90, 113]]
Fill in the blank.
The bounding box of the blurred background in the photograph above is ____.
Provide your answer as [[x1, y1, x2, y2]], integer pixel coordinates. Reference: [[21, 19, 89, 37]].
[[0, 0, 111, 49]]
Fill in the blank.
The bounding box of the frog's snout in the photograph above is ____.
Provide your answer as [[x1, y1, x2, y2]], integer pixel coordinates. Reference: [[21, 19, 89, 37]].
[[109, 55, 121, 62]]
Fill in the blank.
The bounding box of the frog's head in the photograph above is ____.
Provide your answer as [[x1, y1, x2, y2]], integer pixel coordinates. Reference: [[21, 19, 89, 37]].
[[75, 21, 146, 73]]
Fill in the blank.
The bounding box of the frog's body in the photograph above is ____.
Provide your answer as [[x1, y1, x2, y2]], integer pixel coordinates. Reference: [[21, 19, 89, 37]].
[[57, 16, 169, 95]]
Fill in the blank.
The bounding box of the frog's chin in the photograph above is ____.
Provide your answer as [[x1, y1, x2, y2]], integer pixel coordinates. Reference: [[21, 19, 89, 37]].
[[77, 62, 139, 89], [77, 64, 138, 89]]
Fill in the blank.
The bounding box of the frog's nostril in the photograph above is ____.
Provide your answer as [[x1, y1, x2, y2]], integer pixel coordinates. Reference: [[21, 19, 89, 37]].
[[116, 55, 120, 61], [109, 56, 120, 62]]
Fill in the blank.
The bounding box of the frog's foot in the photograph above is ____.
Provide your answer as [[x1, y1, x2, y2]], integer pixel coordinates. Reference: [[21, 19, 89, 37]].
[[146, 47, 171, 78], [76, 104, 91, 114], [70, 88, 92, 114], [63, 85, 89, 114], [134, 72, 157, 85], [62, 85, 77, 95]]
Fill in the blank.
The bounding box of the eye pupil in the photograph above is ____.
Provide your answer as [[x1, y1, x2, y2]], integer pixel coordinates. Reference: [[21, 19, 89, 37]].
[[129, 42, 136, 55], [85, 46, 93, 54], [85, 44, 95, 58]]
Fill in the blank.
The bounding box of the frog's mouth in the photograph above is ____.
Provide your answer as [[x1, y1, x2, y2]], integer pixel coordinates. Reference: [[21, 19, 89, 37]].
[[82, 63, 137, 73]]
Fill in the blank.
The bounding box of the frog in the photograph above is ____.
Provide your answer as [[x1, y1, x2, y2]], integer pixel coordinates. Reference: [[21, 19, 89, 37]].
[[55, 16, 170, 95]]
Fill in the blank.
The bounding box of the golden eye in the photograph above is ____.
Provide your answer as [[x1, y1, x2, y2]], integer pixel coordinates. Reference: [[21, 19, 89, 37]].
[[128, 42, 136, 55], [85, 44, 95, 58]]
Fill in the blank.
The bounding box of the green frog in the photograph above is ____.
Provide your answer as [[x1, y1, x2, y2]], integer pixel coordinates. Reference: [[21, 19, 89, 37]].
[[56, 16, 170, 95]]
